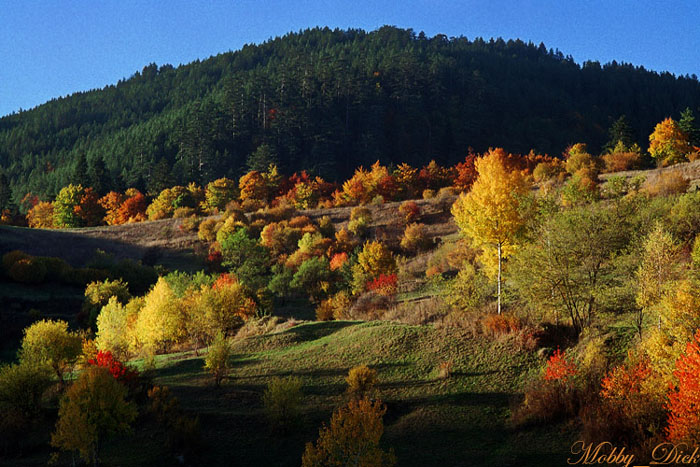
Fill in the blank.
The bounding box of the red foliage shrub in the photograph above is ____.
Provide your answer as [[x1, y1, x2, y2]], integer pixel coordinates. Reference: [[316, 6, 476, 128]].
[[544, 348, 577, 382], [482, 313, 522, 336], [667, 329, 700, 443], [366, 273, 398, 296], [88, 350, 138, 382]]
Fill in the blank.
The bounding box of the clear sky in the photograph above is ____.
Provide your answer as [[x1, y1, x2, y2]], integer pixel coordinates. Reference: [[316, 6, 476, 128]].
[[1, 0, 699, 117]]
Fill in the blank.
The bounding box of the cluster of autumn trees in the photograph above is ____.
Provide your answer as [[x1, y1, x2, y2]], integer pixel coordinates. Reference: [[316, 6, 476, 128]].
[[448, 138, 700, 455]]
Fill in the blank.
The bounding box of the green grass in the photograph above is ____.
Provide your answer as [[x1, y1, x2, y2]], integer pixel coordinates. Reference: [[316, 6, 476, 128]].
[[109, 320, 575, 466]]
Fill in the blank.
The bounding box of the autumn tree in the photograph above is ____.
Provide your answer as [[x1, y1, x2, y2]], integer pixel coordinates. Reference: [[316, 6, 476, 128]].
[[132, 278, 184, 355], [649, 117, 692, 166], [351, 241, 397, 294], [83, 279, 132, 330], [115, 190, 147, 224], [53, 184, 84, 228], [51, 366, 137, 465], [18, 319, 82, 386], [451, 148, 530, 314], [510, 203, 631, 334], [205, 177, 238, 213], [26, 201, 55, 228], [666, 329, 700, 443], [204, 332, 231, 387], [239, 170, 269, 204], [95, 297, 140, 360], [302, 398, 395, 467], [74, 187, 105, 227], [644, 278, 700, 382], [635, 224, 683, 338]]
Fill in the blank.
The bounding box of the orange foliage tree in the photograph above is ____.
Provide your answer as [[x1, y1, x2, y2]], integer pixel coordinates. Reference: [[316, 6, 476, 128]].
[[74, 187, 105, 227], [666, 329, 700, 443], [116, 191, 147, 224], [26, 201, 55, 228], [99, 191, 126, 225], [649, 117, 692, 166]]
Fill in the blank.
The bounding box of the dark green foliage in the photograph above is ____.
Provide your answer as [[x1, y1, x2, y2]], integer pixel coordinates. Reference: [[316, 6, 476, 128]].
[[604, 115, 636, 153], [679, 107, 700, 147], [164, 270, 215, 297], [219, 228, 271, 290], [290, 256, 332, 301], [1, 27, 699, 202], [246, 143, 278, 172]]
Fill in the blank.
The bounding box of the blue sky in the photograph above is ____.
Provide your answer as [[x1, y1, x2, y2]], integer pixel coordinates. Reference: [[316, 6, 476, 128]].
[[1, 0, 698, 117]]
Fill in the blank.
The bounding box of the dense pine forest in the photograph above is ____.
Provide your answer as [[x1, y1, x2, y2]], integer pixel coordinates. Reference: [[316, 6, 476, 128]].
[[1, 26, 700, 207]]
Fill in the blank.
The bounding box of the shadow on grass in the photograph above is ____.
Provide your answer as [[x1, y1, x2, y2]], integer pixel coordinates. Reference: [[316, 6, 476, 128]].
[[283, 320, 359, 341]]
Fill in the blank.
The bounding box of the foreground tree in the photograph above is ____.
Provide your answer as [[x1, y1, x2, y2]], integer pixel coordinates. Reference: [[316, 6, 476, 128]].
[[451, 148, 530, 314], [510, 203, 631, 334], [51, 367, 137, 465], [302, 398, 395, 467]]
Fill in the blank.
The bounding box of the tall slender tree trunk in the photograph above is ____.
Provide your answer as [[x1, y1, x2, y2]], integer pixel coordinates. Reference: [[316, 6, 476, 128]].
[[497, 242, 502, 315]]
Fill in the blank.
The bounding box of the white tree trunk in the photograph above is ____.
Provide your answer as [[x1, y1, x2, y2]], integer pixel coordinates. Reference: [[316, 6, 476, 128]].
[[497, 242, 502, 315]]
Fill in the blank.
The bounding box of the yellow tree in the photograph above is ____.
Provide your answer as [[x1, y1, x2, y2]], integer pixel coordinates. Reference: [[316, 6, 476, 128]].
[[451, 148, 530, 314], [51, 366, 137, 465], [649, 117, 692, 166]]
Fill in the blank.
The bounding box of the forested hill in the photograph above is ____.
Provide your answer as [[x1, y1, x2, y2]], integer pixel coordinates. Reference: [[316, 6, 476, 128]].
[[2, 25, 700, 202]]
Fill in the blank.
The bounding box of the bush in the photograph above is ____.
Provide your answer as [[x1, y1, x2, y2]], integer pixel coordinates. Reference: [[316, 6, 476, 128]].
[[262, 376, 303, 433], [602, 150, 642, 173], [482, 313, 522, 336], [8, 257, 47, 284], [348, 206, 372, 237], [422, 188, 435, 199], [179, 214, 201, 232], [446, 263, 490, 312], [400, 222, 432, 252], [398, 201, 420, 224], [2, 250, 30, 274], [302, 398, 395, 467], [198, 218, 220, 242], [346, 365, 378, 399], [642, 171, 689, 197], [35, 256, 71, 279], [0, 362, 53, 417]]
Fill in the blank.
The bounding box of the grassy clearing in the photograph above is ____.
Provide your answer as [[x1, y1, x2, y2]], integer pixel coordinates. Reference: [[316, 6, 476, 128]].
[[92, 320, 576, 467]]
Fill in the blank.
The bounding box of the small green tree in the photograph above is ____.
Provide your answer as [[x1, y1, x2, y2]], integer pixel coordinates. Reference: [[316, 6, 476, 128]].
[[204, 332, 231, 387], [262, 376, 303, 432], [53, 184, 85, 228]]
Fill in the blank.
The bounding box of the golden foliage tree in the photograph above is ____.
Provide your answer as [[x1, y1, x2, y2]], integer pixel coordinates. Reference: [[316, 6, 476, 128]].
[[132, 278, 184, 355], [351, 241, 397, 294], [51, 367, 137, 465], [302, 398, 395, 467], [635, 224, 683, 338], [18, 319, 82, 386], [26, 201, 55, 228], [649, 117, 692, 166], [204, 331, 231, 387], [451, 148, 530, 313]]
